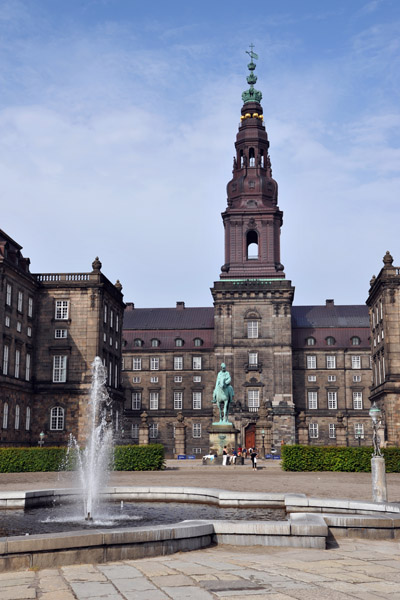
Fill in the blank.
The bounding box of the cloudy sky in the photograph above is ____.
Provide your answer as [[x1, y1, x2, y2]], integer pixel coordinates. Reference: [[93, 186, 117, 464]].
[[1, 0, 399, 308]]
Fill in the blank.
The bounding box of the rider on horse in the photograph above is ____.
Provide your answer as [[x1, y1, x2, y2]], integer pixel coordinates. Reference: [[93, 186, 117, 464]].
[[212, 363, 234, 423]]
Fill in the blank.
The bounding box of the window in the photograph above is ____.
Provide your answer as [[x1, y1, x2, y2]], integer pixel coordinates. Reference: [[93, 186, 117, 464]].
[[108, 361, 112, 386], [175, 338, 184, 347], [3, 345, 9, 375], [149, 423, 158, 439], [329, 423, 336, 439], [248, 390, 260, 411], [131, 424, 139, 439], [192, 447, 202, 454], [193, 423, 202, 438], [5, 316, 10, 327], [134, 339, 143, 347], [309, 423, 319, 439], [16, 321, 22, 333], [328, 391, 337, 410], [326, 336, 336, 346], [114, 363, 118, 387], [308, 375, 316, 382], [247, 321, 259, 338], [150, 392, 159, 410], [194, 338, 203, 347], [15, 405, 20, 430], [351, 356, 361, 369], [131, 392, 141, 410], [246, 230, 258, 259], [50, 406, 64, 431], [174, 356, 183, 370], [104, 303, 108, 323], [326, 355, 336, 369], [6, 284, 12, 306], [2, 402, 8, 429], [110, 310, 114, 329], [150, 357, 159, 371], [249, 352, 258, 366], [25, 406, 31, 431], [133, 358, 142, 371], [132, 376, 141, 383], [192, 356, 202, 370], [306, 337, 316, 346], [27, 326, 32, 337], [116, 315, 119, 333], [28, 297, 33, 317], [151, 339, 160, 347], [103, 332, 107, 342], [193, 375, 201, 383], [353, 374, 361, 382], [115, 409, 119, 431], [351, 336, 361, 346], [354, 423, 364, 438], [14, 349, 20, 379], [249, 147, 255, 167], [53, 355, 67, 382], [193, 392, 202, 409], [150, 376, 158, 383], [17, 291, 23, 313], [174, 392, 183, 410], [55, 300, 69, 320], [174, 375, 182, 383], [308, 391, 318, 409], [306, 355, 316, 369], [55, 329, 68, 339], [109, 336, 113, 346], [328, 375, 336, 382], [25, 353, 31, 381], [353, 392, 363, 410]]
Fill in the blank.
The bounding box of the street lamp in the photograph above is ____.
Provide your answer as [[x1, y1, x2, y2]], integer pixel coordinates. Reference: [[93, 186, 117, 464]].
[[38, 432, 45, 448], [261, 428, 265, 459], [369, 402, 382, 457], [369, 401, 387, 502]]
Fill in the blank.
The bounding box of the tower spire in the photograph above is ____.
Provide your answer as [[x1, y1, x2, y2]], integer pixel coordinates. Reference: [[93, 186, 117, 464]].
[[242, 44, 262, 105]]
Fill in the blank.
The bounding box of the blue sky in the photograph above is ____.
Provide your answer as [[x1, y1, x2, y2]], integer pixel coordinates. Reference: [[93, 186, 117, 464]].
[[1, 0, 400, 308]]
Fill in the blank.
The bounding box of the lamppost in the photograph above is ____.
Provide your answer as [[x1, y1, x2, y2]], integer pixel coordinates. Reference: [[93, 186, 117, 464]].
[[369, 401, 387, 502], [38, 432, 45, 448], [261, 429, 265, 459]]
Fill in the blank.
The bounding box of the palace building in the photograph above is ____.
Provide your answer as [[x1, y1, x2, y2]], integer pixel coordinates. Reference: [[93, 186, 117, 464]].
[[1, 53, 397, 453]]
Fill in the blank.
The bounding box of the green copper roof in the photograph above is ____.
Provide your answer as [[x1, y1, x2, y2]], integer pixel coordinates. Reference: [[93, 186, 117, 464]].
[[242, 44, 262, 104]]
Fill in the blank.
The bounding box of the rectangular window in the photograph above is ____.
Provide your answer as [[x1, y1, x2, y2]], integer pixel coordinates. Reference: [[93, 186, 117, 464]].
[[354, 423, 364, 438], [150, 357, 159, 371], [353, 392, 363, 410], [15, 405, 20, 430], [110, 310, 113, 329], [174, 376, 182, 383], [308, 391, 318, 409], [6, 284, 12, 306], [109, 336, 113, 346], [247, 321, 259, 338], [3, 345, 9, 375], [16, 321, 22, 332], [25, 353, 31, 381], [328, 375, 336, 382], [329, 423, 336, 439], [328, 391, 337, 410], [109, 361, 112, 386], [174, 356, 183, 370], [17, 291, 23, 313], [131, 424, 139, 439], [116, 315, 119, 333], [309, 423, 319, 439], [174, 391, 183, 410], [248, 390, 260, 411], [2, 403, 8, 428], [353, 374, 361, 383], [28, 297, 33, 317], [326, 355, 336, 369], [193, 391, 202, 409], [308, 375, 316, 382], [193, 375, 201, 383], [104, 303, 107, 323], [114, 363, 118, 388], [150, 392, 159, 410], [150, 376, 158, 383], [149, 423, 158, 439], [103, 332, 107, 342], [193, 423, 202, 438], [5, 316, 10, 327], [192, 356, 202, 370], [249, 352, 258, 366], [25, 406, 31, 431], [15, 349, 20, 379], [55, 329, 68, 339], [132, 376, 141, 383], [131, 392, 141, 410], [192, 447, 202, 454], [55, 300, 69, 320], [351, 356, 361, 369], [27, 326, 32, 337], [133, 358, 142, 371], [53, 355, 67, 382], [306, 355, 316, 369]]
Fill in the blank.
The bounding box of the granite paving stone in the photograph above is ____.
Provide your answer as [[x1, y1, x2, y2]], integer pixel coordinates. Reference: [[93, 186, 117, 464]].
[[160, 586, 215, 599], [68, 581, 123, 599], [0, 588, 36, 600], [97, 564, 144, 578], [111, 576, 158, 592], [122, 591, 170, 600]]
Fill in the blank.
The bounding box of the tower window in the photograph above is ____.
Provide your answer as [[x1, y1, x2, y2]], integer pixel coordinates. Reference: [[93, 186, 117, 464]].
[[247, 230, 259, 260], [249, 147, 255, 167], [240, 150, 244, 168], [260, 149, 265, 168]]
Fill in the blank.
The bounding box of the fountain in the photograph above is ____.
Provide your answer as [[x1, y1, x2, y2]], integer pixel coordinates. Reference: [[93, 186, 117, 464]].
[[67, 356, 114, 521]]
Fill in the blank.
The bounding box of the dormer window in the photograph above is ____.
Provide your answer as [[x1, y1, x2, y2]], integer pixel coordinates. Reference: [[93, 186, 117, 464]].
[[326, 336, 336, 346], [306, 337, 316, 346], [351, 336, 361, 346], [151, 339, 160, 347], [134, 339, 143, 347], [175, 338, 184, 347], [194, 338, 203, 347]]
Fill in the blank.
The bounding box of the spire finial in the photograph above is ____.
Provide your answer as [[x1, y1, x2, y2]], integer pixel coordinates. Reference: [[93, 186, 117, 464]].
[[242, 44, 262, 104]]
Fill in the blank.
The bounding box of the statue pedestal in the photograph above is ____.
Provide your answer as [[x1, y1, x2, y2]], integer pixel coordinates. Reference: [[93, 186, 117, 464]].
[[208, 422, 239, 456]]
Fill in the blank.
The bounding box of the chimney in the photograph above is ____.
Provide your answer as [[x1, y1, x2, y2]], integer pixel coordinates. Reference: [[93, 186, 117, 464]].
[[125, 302, 135, 310], [176, 301, 185, 310], [326, 299, 334, 307]]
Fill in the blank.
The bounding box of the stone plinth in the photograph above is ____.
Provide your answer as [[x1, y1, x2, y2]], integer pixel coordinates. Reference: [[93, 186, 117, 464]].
[[371, 456, 388, 502], [208, 423, 239, 455]]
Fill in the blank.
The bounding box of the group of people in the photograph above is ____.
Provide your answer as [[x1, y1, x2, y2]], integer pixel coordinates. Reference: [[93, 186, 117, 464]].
[[222, 446, 259, 469]]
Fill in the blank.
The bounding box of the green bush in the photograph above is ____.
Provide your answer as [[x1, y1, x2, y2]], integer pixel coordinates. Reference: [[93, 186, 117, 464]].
[[281, 444, 400, 472], [0, 444, 165, 473]]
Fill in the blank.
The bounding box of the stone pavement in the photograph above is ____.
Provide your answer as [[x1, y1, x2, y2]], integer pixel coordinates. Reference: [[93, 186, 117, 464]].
[[1, 538, 400, 599]]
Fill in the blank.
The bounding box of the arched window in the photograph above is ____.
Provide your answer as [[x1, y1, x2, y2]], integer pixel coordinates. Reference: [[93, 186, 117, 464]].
[[151, 339, 160, 347], [175, 338, 184, 347], [247, 230, 259, 260], [194, 338, 203, 347], [326, 336, 336, 346], [249, 147, 255, 167], [134, 339, 143, 347], [306, 337, 316, 346], [2, 402, 8, 429], [15, 405, 20, 430], [240, 150, 244, 168], [50, 406, 64, 431], [351, 336, 361, 346], [260, 149, 265, 168], [26, 406, 31, 431]]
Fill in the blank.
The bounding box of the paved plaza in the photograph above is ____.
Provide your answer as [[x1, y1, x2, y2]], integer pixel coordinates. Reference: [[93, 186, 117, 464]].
[[1, 461, 400, 599]]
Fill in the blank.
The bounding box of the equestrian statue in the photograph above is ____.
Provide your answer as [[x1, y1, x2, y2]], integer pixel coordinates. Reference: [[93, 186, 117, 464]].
[[212, 363, 234, 424]]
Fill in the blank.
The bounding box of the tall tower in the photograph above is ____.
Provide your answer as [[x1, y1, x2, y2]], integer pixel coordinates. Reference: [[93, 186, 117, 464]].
[[211, 49, 296, 448]]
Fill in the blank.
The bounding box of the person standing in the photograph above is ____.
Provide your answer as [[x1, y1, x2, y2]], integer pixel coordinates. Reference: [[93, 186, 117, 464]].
[[250, 448, 258, 471], [222, 446, 228, 466]]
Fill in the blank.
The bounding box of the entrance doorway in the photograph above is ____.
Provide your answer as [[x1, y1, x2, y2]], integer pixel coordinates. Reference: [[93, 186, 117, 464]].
[[245, 423, 256, 450]]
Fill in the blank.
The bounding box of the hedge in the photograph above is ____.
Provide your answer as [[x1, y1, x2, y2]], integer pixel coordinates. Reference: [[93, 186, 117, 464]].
[[0, 444, 165, 473], [281, 444, 400, 472]]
